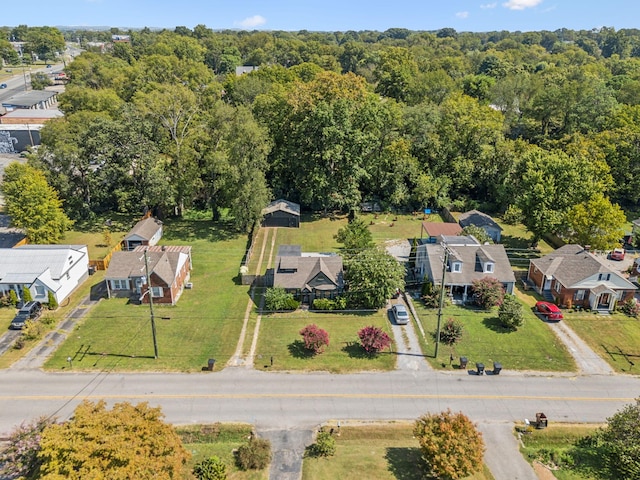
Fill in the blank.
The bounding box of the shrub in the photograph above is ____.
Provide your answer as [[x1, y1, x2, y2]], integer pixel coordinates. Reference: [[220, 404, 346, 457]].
[[299, 324, 330, 354], [471, 277, 505, 309], [0, 416, 54, 479], [9, 289, 18, 307], [0, 293, 12, 308], [414, 409, 485, 479], [357, 325, 392, 355], [619, 298, 639, 318], [236, 437, 271, 470], [502, 205, 523, 225], [308, 430, 336, 457], [193, 455, 227, 480], [421, 281, 447, 309], [312, 297, 346, 310], [434, 318, 463, 346], [264, 287, 299, 311], [21, 320, 43, 341], [47, 291, 58, 310], [461, 225, 492, 244], [498, 294, 525, 330], [22, 286, 33, 303]]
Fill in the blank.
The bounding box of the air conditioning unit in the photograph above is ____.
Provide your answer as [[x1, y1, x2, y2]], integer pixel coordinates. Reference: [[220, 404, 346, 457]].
[[185, 282, 193, 289]]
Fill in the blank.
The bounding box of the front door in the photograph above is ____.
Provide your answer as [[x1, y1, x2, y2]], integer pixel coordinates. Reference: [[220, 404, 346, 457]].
[[598, 293, 611, 309], [543, 278, 552, 290]]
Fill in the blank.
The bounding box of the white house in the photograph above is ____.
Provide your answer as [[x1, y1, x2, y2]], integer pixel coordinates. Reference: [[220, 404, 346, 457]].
[[0, 245, 89, 305]]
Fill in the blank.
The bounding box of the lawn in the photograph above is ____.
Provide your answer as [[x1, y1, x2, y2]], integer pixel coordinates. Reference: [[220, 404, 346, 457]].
[[518, 423, 602, 480], [302, 423, 494, 480], [61, 212, 137, 259], [45, 217, 250, 372], [411, 296, 576, 372], [254, 309, 396, 373], [178, 423, 268, 480], [564, 313, 640, 374]]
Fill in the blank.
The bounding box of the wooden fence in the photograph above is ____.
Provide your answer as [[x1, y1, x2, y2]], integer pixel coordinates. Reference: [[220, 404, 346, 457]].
[[89, 241, 123, 270]]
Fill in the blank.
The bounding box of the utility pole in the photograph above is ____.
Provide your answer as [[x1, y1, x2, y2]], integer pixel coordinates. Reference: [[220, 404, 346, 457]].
[[144, 249, 159, 359], [435, 246, 449, 358]]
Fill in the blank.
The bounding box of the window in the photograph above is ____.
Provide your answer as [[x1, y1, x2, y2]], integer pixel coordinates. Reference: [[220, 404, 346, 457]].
[[112, 279, 128, 290], [575, 290, 585, 301], [485, 263, 494, 273], [35, 286, 45, 297], [598, 273, 612, 281], [452, 262, 462, 273], [151, 287, 163, 298], [555, 281, 561, 293]]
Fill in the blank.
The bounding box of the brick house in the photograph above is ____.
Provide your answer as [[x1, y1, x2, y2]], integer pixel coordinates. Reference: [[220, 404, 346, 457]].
[[528, 244, 637, 312], [105, 245, 192, 305]]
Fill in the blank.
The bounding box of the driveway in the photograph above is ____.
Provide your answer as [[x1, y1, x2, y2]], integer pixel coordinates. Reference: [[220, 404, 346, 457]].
[[387, 298, 431, 372]]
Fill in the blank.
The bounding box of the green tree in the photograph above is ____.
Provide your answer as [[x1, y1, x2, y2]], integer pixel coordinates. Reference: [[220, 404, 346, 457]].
[[31, 72, 53, 90], [263, 287, 299, 311], [414, 410, 485, 480], [564, 193, 626, 250], [461, 225, 492, 244], [23, 26, 65, 61], [471, 277, 505, 309], [37, 401, 189, 479], [193, 456, 227, 480], [436, 318, 464, 347], [373, 46, 418, 103], [585, 398, 640, 479], [344, 248, 405, 309], [308, 430, 336, 457], [22, 286, 33, 303], [334, 217, 374, 252], [1, 163, 73, 243], [47, 291, 58, 310], [498, 294, 524, 331]]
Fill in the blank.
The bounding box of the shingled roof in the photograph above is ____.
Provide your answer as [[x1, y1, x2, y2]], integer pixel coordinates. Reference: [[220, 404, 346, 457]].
[[273, 245, 343, 291], [106, 250, 185, 286], [262, 199, 300, 216], [124, 217, 163, 242], [458, 210, 502, 231]]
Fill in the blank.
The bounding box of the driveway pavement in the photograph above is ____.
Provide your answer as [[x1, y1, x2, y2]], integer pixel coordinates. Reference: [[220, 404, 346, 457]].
[[548, 321, 614, 375]]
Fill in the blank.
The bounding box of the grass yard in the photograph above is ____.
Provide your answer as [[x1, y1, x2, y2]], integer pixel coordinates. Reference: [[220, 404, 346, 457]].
[[61, 212, 138, 259], [302, 423, 494, 480], [178, 423, 268, 480], [518, 423, 602, 480], [254, 309, 396, 373], [564, 313, 640, 374], [411, 298, 575, 372], [45, 218, 250, 372]]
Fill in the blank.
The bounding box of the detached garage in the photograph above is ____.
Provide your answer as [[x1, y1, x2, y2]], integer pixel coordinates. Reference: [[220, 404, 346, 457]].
[[262, 199, 300, 228]]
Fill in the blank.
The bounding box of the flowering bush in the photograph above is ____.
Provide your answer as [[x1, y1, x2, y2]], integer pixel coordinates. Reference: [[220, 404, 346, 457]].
[[299, 324, 330, 354], [358, 325, 392, 354]]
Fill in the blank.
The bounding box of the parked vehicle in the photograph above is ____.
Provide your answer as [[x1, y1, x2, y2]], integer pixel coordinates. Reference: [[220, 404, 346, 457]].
[[9, 301, 43, 330], [391, 304, 409, 325], [535, 301, 563, 321], [610, 248, 625, 261], [0, 84, 7, 89]]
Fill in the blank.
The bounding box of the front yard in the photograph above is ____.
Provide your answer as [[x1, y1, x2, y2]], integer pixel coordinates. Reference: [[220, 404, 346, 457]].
[[254, 309, 396, 373], [411, 297, 576, 372], [45, 217, 250, 372]]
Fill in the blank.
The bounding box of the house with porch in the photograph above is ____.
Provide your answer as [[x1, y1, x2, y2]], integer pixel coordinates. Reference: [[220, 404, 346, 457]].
[[123, 217, 163, 251], [527, 244, 637, 312], [270, 245, 343, 304], [415, 237, 515, 304], [0, 245, 89, 305], [105, 245, 192, 305]]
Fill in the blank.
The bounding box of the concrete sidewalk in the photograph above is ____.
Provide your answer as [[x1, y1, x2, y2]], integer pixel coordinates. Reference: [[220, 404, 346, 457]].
[[479, 422, 538, 480]]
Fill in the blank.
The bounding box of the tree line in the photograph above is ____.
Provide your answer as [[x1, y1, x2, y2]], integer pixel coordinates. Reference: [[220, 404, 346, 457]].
[[4, 25, 640, 244]]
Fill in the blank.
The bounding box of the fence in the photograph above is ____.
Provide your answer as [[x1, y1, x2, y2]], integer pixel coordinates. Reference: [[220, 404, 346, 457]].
[[89, 241, 123, 270], [440, 206, 457, 223]]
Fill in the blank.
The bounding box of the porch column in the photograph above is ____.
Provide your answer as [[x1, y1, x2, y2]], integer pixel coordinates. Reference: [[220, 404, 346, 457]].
[[462, 285, 468, 302]]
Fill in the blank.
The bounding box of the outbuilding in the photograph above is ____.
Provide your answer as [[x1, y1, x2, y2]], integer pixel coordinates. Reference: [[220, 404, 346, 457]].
[[262, 199, 300, 228]]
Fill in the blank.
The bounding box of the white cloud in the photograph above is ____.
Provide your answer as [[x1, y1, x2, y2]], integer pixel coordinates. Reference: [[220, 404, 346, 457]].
[[480, 2, 498, 8], [235, 15, 267, 29], [456, 11, 469, 19], [502, 0, 543, 10]]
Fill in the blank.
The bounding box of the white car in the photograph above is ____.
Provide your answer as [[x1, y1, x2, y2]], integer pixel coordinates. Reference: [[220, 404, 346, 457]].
[[391, 304, 409, 325]]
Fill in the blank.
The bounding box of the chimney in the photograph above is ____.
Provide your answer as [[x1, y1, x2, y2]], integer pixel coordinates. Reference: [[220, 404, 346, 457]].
[[161, 245, 166, 251], [583, 245, 591, 252]]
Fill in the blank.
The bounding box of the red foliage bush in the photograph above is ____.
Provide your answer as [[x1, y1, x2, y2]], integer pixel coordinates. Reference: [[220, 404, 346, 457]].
[[299, 324, 330, 354], [357, 325, 391, 354]]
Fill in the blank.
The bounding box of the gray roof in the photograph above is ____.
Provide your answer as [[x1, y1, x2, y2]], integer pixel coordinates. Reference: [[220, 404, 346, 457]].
[[125, 217, 163, 242], [262, 199, 300, 217], [106, 249, 186, 286], [0, 245, 87, 288], [273, 245, 343, 291], [458, 210, 503, 231], [423, 244, 515, 286], [530, 244, 634, 288], [2, 90, 57, 108], [437, 235, 480, 246]]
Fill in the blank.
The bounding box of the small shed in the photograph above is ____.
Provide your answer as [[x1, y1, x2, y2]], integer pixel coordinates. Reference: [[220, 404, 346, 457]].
[[262, 199, 300, 228], [458, 210, 503, 243], [123, 217, 163, 251]]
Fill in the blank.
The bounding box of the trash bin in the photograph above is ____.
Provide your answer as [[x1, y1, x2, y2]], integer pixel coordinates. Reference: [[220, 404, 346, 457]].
[[493, 362, 502, 375], [476, 362, 485, 375], [207, 358, 216, 371], [459, 356, 468, 369]]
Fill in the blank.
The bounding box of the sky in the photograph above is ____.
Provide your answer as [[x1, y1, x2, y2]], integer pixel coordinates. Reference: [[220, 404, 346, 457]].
[[4, 0, 640, 33]]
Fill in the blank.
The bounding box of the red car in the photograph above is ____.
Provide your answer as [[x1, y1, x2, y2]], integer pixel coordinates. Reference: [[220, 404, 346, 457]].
[[610, 248, 625, 261], [535, 301, 563, 321]]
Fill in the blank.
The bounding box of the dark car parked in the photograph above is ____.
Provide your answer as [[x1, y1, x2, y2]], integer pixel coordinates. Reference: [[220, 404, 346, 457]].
[[9, 301, 43, 330]]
